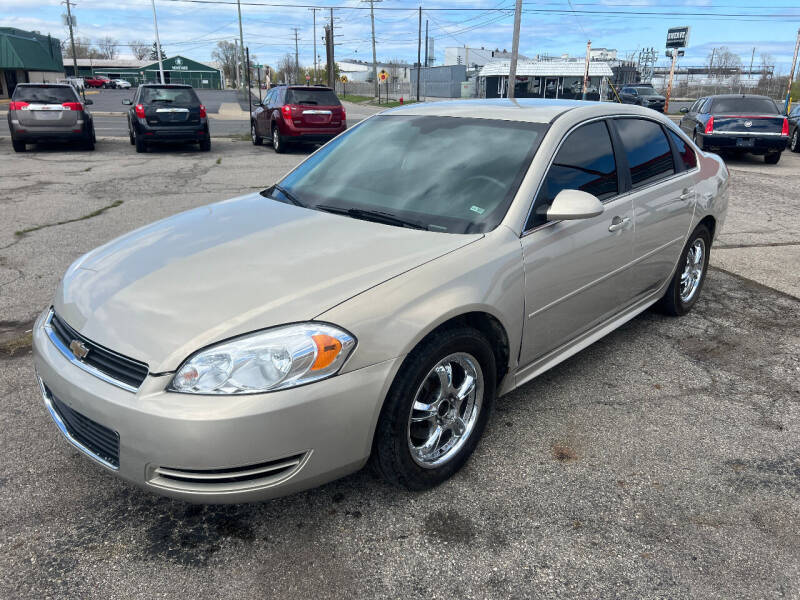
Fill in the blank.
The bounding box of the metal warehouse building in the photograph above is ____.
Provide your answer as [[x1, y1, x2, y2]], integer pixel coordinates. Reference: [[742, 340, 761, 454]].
[[64, 55, 222, 89], [1, 28, 64, 98]]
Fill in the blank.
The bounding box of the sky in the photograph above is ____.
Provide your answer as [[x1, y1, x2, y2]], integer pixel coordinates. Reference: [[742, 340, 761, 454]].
[[3, 0, 800, 74]]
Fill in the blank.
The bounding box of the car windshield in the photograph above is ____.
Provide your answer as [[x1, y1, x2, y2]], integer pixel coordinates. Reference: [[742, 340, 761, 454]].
[[140, 86, 200, 104], [274, 115, 546, 234], [635, 86, 657, 94], [12, 86, 77, 103], [710, 97, 779, 114], [285, 88, 340, 106]]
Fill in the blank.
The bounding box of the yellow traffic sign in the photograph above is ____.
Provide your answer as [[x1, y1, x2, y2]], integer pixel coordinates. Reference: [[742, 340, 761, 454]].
[[340, 75, 348, 83], [378, 70, 389, 83]]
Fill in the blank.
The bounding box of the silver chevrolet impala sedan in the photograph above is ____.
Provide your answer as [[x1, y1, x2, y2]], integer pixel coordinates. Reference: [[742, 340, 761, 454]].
[[33, 99, 728, 503]]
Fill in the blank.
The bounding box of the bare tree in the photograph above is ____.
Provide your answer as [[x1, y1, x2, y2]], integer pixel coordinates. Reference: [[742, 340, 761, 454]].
[[212, 41, 238, 87], [707, 46, 742, 80], [129, 40, 150, 61], [276, 53, 296, 84], [60, 36, 102, 59], [97, 36, 119, 59], [386, 57, 405, 82]]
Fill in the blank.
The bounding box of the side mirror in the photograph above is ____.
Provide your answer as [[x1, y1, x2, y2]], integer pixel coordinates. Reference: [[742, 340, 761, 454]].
[[84, 98, 93, 105], [680, 106, 689, 113], [122, 99, 132, 105], [547, 189, 604, 221]]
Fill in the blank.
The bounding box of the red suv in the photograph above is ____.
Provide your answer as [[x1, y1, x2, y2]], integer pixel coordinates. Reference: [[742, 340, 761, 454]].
[[250, 85, 346, 153], [85, 75, 113, 89]]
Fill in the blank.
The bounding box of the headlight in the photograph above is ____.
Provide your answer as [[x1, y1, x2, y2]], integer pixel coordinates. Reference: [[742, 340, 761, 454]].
[[169, 323, 356, 394]]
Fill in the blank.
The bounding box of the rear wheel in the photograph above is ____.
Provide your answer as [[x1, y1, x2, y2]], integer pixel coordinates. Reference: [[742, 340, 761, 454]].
[[791, 129, 799, 153], [199, 137, 211, 152], [373, 326, 496, 490], [135, 132, 147, 153], [251, 122, 263, 145], [657, 224, 711, 316], [12, 139, 26, 153], [764, 151, 781, 164], [272, 124, 286, 153]]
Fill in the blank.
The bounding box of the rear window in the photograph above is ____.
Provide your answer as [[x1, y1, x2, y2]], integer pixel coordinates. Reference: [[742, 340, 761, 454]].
[[710, 97, 779, 114], [140, 86, 199, 105], [12, 86, 78, 103], [285, 88, 340, 106]]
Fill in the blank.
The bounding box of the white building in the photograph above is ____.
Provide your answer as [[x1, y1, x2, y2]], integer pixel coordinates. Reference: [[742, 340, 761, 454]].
[[444, 47, 528, 69]]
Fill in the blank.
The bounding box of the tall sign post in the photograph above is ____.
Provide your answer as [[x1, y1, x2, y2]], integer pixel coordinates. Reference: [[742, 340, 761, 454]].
[[664, 26, 690, 113]]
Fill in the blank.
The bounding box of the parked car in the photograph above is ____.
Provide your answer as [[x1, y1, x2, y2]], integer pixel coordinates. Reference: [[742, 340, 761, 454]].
[[57, 77, 85, 92], [85, 75, 113, 89], [679, 94, 789, 163], [113, 79, 132, 89], [788, 103, 800, 153], [619, 84, 666, 112], [7, 83, 95, 152], [123, 83, 210, 152], [33, 100, 728, 503], [250, 85, 346, 152]]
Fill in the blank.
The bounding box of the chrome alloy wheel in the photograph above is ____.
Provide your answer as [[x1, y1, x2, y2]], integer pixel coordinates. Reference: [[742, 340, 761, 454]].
[[680, 237, 706, 303], [407, 352, 483, 468]]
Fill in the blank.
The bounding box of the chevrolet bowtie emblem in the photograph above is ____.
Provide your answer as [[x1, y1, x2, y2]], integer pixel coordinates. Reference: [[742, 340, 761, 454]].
[[69, 339, 90, 360]]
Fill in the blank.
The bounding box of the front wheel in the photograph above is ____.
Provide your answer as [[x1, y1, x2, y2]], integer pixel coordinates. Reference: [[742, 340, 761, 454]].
[[764, 151, 781, 164], [372, 326, 496, 490], [251, 122, 263, 145], [657, 224, 711, 316]]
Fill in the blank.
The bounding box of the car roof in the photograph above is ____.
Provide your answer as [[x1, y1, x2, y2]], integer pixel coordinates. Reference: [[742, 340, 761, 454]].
[[704, 94, 772, 99], [139, 83, 193, 88], [380, 98, 661, 124], [286, 85, 333, 90], [16, 83, 73, 88]]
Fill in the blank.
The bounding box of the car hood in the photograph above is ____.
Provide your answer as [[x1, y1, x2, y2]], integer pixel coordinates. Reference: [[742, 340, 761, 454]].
[[55, 193, 481, 373]]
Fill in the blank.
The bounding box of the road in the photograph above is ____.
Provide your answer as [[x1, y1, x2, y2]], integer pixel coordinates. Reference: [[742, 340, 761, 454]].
[[0, 134, 798, 599]]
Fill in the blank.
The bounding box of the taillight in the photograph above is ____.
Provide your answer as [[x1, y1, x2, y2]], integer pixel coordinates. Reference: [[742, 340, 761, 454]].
[[704, 116, 714, 134], [62, 102, 83, 111], [781, 117, 789, 136], [199, 105, 207, 118], [134, 104, 146, 118], [341, 106, 346, 121], [281, 104, 293, 120], [9, 101, 29, 110]]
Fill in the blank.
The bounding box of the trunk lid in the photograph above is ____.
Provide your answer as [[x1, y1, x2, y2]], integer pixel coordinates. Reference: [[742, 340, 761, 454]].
[[712, 115, 785, 134]]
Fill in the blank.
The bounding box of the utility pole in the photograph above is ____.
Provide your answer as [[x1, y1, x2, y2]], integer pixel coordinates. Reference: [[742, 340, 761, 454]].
[[329, 8, 335, 88], [236, 0, 246, 89], [366, 0, 379, 99], [508, 0, 522, 100], [709, 47, 716, 95], [785, 28, 800, 113], [582, 40, 591, 101], [416, 6, 421, 102], [150, 0, 165, 84], [292, 28, 300, 84], [747, 47, 755, 93], [665, 48, 678, 113], [63, 0, 79, 84], [310, 8, 318, 83], [234, 39, 241, 89]]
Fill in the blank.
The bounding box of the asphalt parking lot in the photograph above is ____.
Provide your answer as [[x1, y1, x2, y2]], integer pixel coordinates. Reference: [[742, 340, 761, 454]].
[[0, 135, 798, 599]]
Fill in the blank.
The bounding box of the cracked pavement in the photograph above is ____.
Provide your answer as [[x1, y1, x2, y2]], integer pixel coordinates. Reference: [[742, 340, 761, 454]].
[[0, 138, 798, 599]]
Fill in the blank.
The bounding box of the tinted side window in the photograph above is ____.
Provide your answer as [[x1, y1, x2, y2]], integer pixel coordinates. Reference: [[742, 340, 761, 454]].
[[615, 118, 675, 189], [668, 130, 697, 171], [528, 120, 618, 229]]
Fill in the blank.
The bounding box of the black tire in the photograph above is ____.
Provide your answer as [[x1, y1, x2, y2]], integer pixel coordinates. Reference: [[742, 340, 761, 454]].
[[764, 151, 781, 164], [251, 121, 263, 145], [84, 135, 95, 151], [657, 224, 711, 317], [791, 129, 800, 153], [135, 133, 147, 153], [693, 130, 704, 151], [12, 139, 26, 153], [128, 121, 135, 146], [272, 124, 286, 153], [372, 326, 497, 491], [199, 137, 211, 152]]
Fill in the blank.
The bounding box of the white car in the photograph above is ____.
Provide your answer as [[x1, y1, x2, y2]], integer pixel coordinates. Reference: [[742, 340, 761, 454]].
[[113, 79, 131, 89]]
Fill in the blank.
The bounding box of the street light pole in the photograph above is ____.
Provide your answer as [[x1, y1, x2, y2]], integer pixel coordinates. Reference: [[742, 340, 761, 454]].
[[150, 0, 165, 84], [784, 28, 800, 113], [508, 0, 522, 100], [236, 0, 246, 90]]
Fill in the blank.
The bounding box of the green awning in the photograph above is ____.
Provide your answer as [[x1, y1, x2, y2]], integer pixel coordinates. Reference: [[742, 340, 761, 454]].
[[0, 28, 63, 72]]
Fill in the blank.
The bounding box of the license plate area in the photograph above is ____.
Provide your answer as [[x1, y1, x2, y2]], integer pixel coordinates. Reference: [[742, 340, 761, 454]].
[[736, 138, 755, 148]]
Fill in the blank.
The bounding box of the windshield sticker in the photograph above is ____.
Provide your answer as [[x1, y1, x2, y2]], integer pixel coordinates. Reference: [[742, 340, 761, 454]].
[[470, 205, 486, 215]]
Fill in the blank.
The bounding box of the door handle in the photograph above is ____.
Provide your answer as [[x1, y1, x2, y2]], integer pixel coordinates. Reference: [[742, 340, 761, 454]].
[[608, 216, 630, 232], [679, 188, 694, 201]]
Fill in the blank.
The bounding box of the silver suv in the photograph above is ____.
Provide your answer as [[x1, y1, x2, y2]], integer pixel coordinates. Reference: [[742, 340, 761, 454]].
[[7, 83, 95, 152]]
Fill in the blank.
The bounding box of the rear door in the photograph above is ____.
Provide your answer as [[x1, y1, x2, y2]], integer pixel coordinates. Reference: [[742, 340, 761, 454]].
[[12, 86, 81, 130], [285, 87, 344, 129], [680, 97, 704, 134], [611, 117, 696, 299], [141, 86, 201, 128]]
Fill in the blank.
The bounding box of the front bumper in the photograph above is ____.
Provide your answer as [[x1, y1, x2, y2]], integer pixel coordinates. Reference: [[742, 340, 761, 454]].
[[32, 310, 400, 503]]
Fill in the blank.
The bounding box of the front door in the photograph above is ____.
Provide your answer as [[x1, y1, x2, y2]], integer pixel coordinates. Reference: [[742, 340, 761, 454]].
[[519, 119, 634, 367]]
